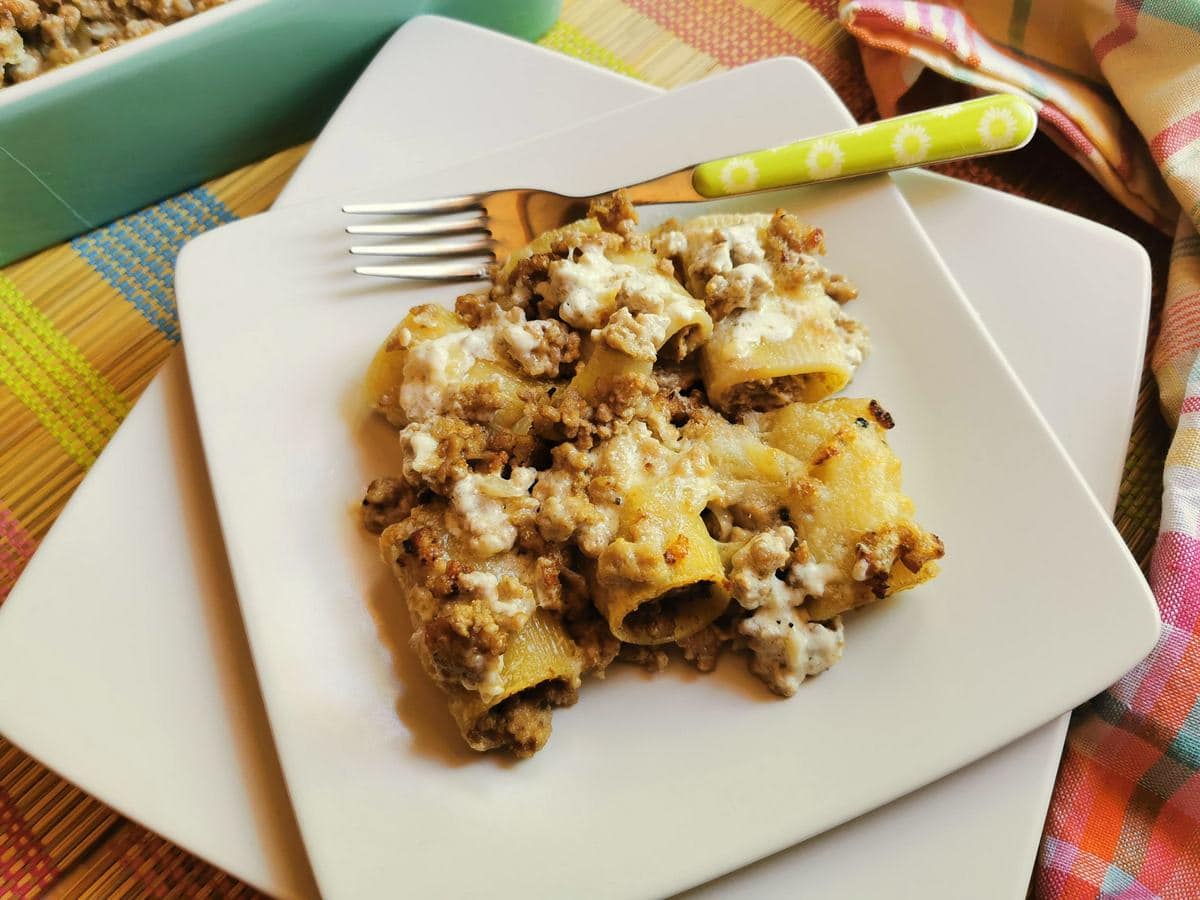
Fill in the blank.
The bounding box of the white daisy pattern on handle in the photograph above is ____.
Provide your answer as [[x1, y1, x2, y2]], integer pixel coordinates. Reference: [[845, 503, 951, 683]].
[[978, 106, 1018, 150], [719, 156, 759, 192], [805, 138, 844, 179], [891, 123, 932, 165]]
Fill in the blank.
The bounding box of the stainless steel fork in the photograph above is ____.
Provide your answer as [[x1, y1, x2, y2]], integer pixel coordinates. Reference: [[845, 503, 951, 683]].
[[344, 94, 1036, 280]]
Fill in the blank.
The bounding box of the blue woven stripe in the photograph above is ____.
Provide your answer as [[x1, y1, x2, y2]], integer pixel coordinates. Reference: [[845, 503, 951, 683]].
[[72, 188, 236, 342], [1167, 695, 1200, 768], [1099, 864, 1136, 896]]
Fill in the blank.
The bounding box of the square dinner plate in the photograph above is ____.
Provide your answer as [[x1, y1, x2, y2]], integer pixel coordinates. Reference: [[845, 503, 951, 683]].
[[174, 57, 1159, 899]]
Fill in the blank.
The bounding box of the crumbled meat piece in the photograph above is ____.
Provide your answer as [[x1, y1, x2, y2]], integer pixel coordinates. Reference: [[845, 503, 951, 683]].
[[530, 371, 662, 448], [676, 620, 732, 672], [453, 292, 493, 327], [852, 525, 945, 597], [361, 477, 418, 534], [597, 307, 669, 361], [868, 399, 895, 429], [761, 210, 830, 290], [588, 189, 638, 236], [466, 680, 579, 758], [768, 209, 825, 255], [417, 597, 509, 697], [824, 273, 858, 303], [705, 263, 773, 321], [396, 417, 537, 494], [446, 381, 508, 424], [618, 643, 670, 672], [500, 315, 579, 378]]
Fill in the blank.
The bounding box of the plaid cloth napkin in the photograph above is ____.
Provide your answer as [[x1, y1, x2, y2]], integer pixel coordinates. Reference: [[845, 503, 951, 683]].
[[839, 1, 1200, 895]]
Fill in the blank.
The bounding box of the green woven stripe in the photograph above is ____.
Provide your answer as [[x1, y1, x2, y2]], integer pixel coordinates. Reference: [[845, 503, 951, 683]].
[[0, 275, 129, 468], [537, 20, 647, 81]]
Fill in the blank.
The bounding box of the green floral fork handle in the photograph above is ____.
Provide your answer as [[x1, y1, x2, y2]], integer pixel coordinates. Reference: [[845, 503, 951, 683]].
[[692, 94, 1037, 197], [346, 94, 1037, 280]]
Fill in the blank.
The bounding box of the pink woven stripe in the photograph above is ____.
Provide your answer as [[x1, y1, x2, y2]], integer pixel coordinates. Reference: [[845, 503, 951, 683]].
[[0, 504, 36, 602], [626, 0, 844, 72], [806, 0, 840, 20], [1150, 109, 1200, 166], [1039, 103, 1100, 156], [1150, 530, 1200, 628], [0, 785, 59, 896], [1093, 0, 1144, 64]]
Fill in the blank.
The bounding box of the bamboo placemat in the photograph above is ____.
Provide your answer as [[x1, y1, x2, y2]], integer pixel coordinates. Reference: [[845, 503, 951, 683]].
[[0, 0, 1172, 896]]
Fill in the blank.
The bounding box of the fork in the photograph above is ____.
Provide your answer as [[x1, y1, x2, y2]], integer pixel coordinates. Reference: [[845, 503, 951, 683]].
[[345, 94, 1036, 280]]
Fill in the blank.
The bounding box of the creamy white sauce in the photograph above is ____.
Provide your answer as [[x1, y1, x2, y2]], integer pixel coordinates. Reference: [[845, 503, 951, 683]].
[[739, 612, 844, 697], [447, 467, 537, 558], [466, 651, 505, 703], [546, 243, 685, 332], [398, 328, 495, 422], [693, 236, 733, 275], [851, 558, 870, 581], [725, 303, 799, 354], [457, 571, 535, 629], [548, 245, 621, 328], [728, 526, 844, 695], [723, 224, 766, 265], [791, 559, 840, 597], [399, 425, 440, 476], [655, 229, 688, 256], [500, 322, 540, 357]]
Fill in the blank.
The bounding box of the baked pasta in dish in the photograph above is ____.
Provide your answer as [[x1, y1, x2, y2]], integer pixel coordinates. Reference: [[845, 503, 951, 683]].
[[361, 191, 943, 756], [1, 0, 228, 87]]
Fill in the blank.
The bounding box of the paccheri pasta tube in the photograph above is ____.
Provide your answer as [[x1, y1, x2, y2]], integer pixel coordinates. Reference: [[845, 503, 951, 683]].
[[652, 212, 868, 414]]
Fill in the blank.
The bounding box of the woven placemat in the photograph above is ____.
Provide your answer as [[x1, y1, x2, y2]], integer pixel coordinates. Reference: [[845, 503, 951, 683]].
[[0, 0, 1170, 896]]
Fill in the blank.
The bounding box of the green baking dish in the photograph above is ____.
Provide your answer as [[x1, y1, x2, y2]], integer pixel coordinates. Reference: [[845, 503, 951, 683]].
[[0, 0, 560, 266]]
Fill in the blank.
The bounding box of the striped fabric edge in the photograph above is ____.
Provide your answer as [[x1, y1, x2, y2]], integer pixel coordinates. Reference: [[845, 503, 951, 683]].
[[837, 0, 1180, 231]]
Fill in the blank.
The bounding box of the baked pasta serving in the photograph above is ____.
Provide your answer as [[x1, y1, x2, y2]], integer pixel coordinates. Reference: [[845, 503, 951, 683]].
[[360, 191, 943, 757]]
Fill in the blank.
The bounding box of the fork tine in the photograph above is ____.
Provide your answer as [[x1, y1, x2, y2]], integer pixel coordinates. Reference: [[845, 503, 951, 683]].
[[349, 237, 495, 257], [345, 215, 488, 237], [342, 194, 483, 216], [354, 259, 491, 280]]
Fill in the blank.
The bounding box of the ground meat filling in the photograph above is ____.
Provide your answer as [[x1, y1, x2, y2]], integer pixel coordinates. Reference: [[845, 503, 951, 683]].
[[721, 373, 822, 415], [361, 477, 419, 534], [418, 598, 509, 697], [467, 679, 579, 758], [622, 581, 716, 643], [588, 189, 638, 236]]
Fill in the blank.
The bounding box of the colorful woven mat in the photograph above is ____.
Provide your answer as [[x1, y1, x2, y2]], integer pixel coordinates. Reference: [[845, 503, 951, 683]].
[[0, 0, 1174, 897]]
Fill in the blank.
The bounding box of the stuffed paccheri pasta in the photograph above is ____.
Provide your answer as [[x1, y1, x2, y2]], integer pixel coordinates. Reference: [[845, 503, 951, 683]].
[[360, 191, 942, 757]]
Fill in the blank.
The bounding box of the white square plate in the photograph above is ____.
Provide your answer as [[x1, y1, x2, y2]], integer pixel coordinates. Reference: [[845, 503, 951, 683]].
[[174, 59, 1157, 899]]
